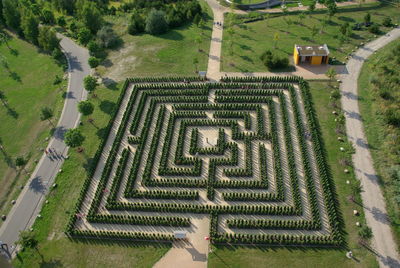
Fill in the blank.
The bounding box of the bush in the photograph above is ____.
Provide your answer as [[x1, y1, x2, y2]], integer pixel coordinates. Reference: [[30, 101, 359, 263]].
[[382, 17, 392, 27], [369, 24, 380, 34], [260, 50, 289, 70], [128, 12, 145, 35], [384, 107, 400, 126], [57, 16, 66, 27], [358, 226, 373, 239], [96, 26, 120, 48], [145, 9, 168, 35], [77, 27, 92, 46], [88, 57, 100, 68]]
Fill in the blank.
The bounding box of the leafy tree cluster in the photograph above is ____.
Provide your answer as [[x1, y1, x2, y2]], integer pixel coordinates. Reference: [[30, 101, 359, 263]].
[[1, 0, 60, 52], [127, 0, 202, 35], [260, 50, 289, 70]]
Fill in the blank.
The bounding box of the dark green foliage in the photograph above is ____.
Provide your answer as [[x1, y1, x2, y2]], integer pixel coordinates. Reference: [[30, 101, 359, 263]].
[[15, 156, 26, 168], [88, 56, 100, 68], [364, 12, 371, 24], [128, 11, 145, 35], [41, 9, 55, 25], [78, 1, 103, 34], [382, 17, 392, 27], [40, 106, 53, 122], [83, 75, 98, 93], [77, 27, 92, 46], [78, 101, 94, 116], [64, 128, 85, 148], [38, 26, 60, 52], [369, 24, 380, 34], [2, 0, 21, 32], [96, 25, 119, 48], [145, 9, 168, 35], [260, 50, 289, 70], [358, 226, 373, 239], [57, 16, 66, 27]]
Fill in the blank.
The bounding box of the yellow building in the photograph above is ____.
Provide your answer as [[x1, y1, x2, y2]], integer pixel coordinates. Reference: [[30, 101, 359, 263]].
[[293, 44, 329, 65]]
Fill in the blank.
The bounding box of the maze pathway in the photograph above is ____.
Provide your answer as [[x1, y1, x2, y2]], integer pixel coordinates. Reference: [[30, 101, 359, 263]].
[[66, 77, 343, 249]]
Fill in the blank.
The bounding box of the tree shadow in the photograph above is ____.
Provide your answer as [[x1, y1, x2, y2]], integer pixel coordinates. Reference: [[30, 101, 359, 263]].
[[9, 71, 22, 83], [102, 77, 118, 90], [5, 105, 19, 119], [158, 30, 183, 41], [99, 100, 116, 115], [338, 16, 355, 23], [96, 127, 108, 139], [10, 48, 19, 56], [0, 148, 15, 168], [40, 259, 63, 268]]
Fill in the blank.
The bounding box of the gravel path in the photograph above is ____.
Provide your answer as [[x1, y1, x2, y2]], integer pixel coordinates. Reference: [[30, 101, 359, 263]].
[[339, 27, 400, 268]]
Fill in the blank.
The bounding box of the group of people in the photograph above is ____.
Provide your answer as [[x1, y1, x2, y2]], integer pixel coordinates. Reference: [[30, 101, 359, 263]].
[[214, 21, 223, 27], [45, 148, 63, 161]]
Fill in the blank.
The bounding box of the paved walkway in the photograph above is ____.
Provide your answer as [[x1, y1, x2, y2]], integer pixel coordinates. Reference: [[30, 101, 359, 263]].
[[0, 35, 90, 257], [205, 0, 361, 81], [339, 28, 400, 268]]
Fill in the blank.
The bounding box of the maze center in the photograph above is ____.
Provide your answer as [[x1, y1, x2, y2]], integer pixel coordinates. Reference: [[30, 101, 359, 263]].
[[68, 77, 343, 246]]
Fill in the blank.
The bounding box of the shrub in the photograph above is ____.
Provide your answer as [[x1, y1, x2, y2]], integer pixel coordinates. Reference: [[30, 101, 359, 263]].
[[88, 57, 100, 68], [128, 12, 145, 35], [384, 107, 400, 126], [77, 27, 92, 46], [382, 17, 392, 27], [145, 9, 169, 35], [358, 226, 373, 239], [369, 24, 380, 34], [260, 50, 289, 70], [96, 26, 120, 48], [57, 16, 66, 27]]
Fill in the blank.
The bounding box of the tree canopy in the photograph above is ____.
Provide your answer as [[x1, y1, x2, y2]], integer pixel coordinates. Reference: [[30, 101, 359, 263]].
[[78, 101, 94, 116], [145, 9, 169, 35], [64, 128, 85, 148]]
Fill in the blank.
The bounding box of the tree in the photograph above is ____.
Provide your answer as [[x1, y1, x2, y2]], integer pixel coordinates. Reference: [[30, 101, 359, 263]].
[[78, 101, 94, 116], [40, 106, 54, 126], [17, 231, 43, 261], [311, 25, 318, 40], [2, 0, 21, 32], [64, 128, 85, 148], [128, 12, 145, 35], [15, 156, 27, 170], [21, 10, 39, 44], [358, 226, 373, 239], [298, 12, 306, 25], [0, 32, 12, 50], [326, 0, 337, 20], [195, 35, 202, 52], [57, 16, 66, 27], [193, 57, 199, 73], [145, 9, 168, 35], [96, 26, 119, 48], [273, 32, 279, 49], [88, 57, 100, 68], [308, 0, 316, 16], [83, 75, 98, 94], [193, 13, 201, 26], [41, 9, 55, 25], [38, 26, 60, 52], [364, 12, 371, 24], [0, 90, 6, 105], [77, 27, 92, 46], [326, 67, 337, 82], [78, 1, 103, 34]]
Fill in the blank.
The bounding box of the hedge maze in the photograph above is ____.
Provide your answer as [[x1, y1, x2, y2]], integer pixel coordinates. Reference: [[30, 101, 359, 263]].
[[66, 76, 344, 246]]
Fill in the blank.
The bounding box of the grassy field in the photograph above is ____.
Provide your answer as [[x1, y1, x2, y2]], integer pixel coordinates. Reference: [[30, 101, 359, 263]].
[[358, 39, 400, 250], [12, 84, 171, 267], [0, 34, 66, 222], [221, 2, 400, 72], [96, 0, 213, 82], [208, 81, 379, 267]]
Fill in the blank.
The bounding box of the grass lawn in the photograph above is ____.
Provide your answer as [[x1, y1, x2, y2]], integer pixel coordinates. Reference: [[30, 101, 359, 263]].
[[221, 2, 400, 72], [358, 39, 400, 250], [12, 84, 171, 267], [208, 81, 379, 267], [96, 0, 213, 82], [0, 34, 66, 222]]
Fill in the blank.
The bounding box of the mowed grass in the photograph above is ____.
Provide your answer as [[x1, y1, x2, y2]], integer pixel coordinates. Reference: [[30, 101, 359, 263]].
[[0, 34, 66, 221], [208, 81, 378, 268], [358, 39, 400, 249], [221, 2, 400, 72], [97, 0, 213, 81], [12, 84, 170, 268]]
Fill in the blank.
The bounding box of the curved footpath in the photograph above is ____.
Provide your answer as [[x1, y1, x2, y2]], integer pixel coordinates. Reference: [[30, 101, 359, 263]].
[[339, 28, 400, 268], [0, 35, 90, 257]]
